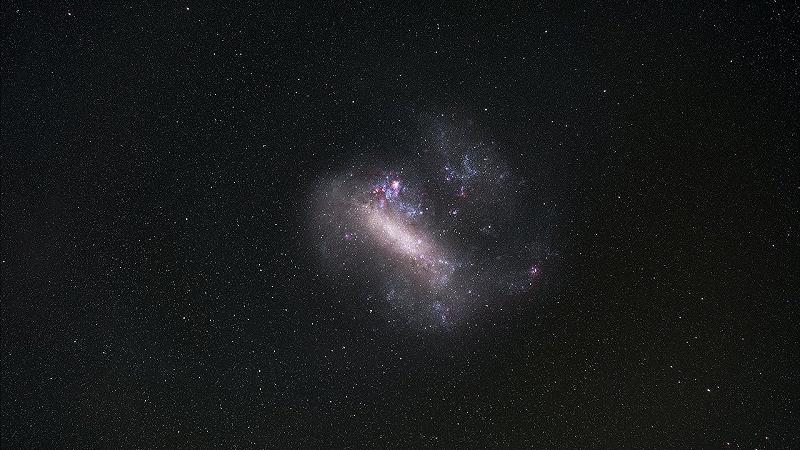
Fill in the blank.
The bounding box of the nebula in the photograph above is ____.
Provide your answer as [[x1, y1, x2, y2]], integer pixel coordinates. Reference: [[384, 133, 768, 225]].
[[309, 117, 554, 327]]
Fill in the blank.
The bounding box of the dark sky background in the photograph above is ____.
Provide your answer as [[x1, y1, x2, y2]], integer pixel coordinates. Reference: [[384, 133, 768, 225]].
[[2, 2, 798, 448]]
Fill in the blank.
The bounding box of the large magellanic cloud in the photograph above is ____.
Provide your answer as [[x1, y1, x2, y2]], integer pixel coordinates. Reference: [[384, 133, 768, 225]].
[[310, 116, 554, 327]]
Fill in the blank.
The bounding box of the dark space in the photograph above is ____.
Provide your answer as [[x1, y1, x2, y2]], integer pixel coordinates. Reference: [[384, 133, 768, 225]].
[[2, 3, 797, 448]]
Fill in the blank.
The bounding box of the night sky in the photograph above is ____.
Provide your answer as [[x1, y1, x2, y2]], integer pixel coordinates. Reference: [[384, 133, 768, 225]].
[[3, 3, 798, 448]]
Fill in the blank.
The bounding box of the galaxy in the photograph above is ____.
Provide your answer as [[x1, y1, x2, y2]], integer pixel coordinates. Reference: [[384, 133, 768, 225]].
[[311, 118, 553, 327]]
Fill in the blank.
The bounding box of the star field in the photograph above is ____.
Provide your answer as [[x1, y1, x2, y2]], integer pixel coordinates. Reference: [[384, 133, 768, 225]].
[[2, 3, 798, 448]]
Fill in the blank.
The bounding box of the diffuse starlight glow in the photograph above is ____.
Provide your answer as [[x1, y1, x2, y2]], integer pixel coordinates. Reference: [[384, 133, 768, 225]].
[[362, 205, 455, 288]]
